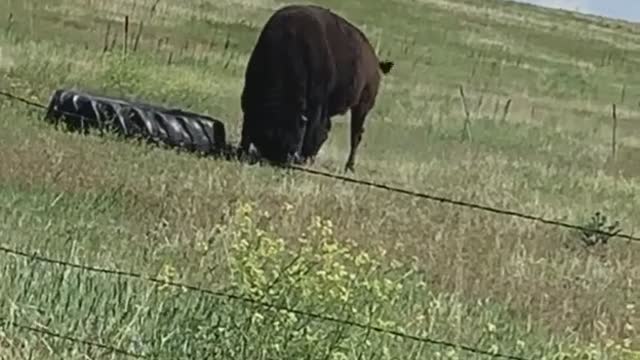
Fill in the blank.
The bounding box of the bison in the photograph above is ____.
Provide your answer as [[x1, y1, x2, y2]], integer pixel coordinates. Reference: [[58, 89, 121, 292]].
[[239, 4, 394, 172]]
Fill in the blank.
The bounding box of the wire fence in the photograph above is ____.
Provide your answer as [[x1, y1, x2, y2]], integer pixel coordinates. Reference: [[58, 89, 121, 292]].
[[0, 89, 638, 244], [0, 317, 148, 358], [0, 244, 532, 360]]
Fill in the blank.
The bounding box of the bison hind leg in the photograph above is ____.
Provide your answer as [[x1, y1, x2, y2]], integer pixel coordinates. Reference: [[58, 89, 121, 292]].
[[344, 104, 370, 173]]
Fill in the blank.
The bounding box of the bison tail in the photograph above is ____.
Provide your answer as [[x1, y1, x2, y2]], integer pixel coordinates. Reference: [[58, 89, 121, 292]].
[[379, 60, 394, 75]]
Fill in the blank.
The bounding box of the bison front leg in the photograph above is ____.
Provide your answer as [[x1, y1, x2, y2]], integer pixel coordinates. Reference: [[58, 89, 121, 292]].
[[344, 105, 369, 173], [300, 102, 330, 163], [290, 113, 309, 165]]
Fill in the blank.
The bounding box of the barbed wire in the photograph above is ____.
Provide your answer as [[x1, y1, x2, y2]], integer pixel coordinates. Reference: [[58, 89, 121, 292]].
[[286, 165, 638, 242], [1, 89, 638, 244], [0, 316, 148, 358], [0, 91, 48, 110], [0, 244, 531, 360]]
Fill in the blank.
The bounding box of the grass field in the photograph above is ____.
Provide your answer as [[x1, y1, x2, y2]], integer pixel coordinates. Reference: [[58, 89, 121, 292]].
[[0, 0, 639, 358]]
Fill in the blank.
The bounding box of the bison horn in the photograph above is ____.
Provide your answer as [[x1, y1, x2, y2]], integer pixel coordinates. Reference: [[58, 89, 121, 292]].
[[379, 61, 394, 75]]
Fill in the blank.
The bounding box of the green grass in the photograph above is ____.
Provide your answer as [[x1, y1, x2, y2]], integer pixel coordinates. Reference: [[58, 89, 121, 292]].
[[0, 0, 639, 358]]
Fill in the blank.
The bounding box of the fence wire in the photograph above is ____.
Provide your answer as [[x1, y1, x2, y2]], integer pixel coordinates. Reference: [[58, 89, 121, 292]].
[[0, 244, 532, 360], [0, 316, 148, 358], [1, 89, 638, 244]]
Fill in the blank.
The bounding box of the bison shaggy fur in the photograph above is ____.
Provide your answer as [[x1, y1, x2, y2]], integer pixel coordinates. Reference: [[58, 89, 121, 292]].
[[239, 4, 394, 171]]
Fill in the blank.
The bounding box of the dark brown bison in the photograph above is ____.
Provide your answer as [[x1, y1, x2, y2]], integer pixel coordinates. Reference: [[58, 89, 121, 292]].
[[239, 4, 394, 172]]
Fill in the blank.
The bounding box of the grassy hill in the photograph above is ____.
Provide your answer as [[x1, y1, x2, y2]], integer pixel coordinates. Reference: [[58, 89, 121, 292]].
[[0, 0, 638, 358]]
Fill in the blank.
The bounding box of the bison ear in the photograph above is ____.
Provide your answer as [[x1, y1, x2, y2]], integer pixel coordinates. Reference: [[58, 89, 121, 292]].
[[379, 61, 394, 75]]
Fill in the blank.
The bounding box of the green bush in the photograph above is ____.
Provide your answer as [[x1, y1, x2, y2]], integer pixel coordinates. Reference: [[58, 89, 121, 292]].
[[206, 202, 410, 359]]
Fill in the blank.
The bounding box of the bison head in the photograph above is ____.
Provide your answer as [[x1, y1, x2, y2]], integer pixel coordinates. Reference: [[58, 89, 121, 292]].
[[244, 107, 309, 166]]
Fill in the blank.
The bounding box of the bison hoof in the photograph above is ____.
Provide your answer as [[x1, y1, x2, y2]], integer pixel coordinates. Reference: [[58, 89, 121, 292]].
[[294, 156, 308, 165], [344, 163, 355, 173], [287, 153, 306, 166]]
